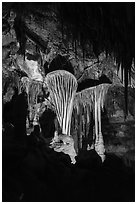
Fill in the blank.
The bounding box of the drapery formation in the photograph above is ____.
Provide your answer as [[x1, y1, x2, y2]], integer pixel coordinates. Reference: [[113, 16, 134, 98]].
[[73, 84, 110, 161], [44, 70, 78, 136]]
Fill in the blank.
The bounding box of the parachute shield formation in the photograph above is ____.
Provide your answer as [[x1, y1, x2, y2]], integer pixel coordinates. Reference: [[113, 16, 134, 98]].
[[44, 70, 78, 136], [44, 70, 110, 162], [73, 84, 110, 161]]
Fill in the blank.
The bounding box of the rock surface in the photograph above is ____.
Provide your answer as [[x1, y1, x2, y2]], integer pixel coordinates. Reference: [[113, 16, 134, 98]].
[[2, 4, 135, 187]]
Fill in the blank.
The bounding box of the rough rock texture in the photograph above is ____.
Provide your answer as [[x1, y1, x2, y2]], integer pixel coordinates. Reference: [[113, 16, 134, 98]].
[[2, 8, 135, 167], [102, 85, 135, 168], [50, 133, 77, 164]]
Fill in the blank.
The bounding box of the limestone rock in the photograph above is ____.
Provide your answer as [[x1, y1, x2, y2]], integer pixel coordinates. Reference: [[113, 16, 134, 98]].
[[50, 133, 77, 164]]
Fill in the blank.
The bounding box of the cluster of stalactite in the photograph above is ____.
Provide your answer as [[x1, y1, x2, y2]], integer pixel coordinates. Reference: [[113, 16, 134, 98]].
[[44, 70, 78, 136], [71, 103, 93, 153], [43, 70, 111, 162], [2, 2, 134, 117], [72, 84, 110, 161], [3, 64, 111, 163], [18, 76, 43, 124]]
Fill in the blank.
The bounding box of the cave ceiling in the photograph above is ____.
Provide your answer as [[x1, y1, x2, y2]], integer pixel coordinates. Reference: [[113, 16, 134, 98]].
[[2, 2, 135, 115], [3, 2, 134, 60]]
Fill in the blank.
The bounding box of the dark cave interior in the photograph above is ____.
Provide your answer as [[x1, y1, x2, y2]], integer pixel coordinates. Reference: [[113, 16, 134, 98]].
[[2, 2, 135, 202]]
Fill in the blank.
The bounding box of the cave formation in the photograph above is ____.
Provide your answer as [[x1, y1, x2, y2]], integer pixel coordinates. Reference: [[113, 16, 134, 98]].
[[2, 2, 135, 202]]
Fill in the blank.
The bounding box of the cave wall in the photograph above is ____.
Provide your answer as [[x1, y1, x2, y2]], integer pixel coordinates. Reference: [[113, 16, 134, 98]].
[[2, 4, 135, 164]]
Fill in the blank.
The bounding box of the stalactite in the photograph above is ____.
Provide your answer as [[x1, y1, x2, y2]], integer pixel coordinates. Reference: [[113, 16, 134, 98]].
[[74, 87, 95, 111], [82, 105, 86, 146], [84, 107, 87, 143], [86, 104, 90, 124], [20, 76, 31, 96], [3, 3, 134, 115], [124, 63, 129, 117], [118, 63, 122, 82], [19, 76, 43, 127], [95, 92, 105, 162], [29, 81, 42, 105], [70, 110, 75, 135], [29, 81, 43, 125], [73, 88, 94, 151], [86, 107, 90, 139], [80, 105, 83, 149], [74, 108, 79, 153], [95, 84, 110, 161], [94, 86, 98, 140]]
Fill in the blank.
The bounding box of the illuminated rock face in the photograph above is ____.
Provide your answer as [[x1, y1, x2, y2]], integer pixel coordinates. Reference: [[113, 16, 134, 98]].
[[25, 58, 43, 81], [50, 133, 77, 164], [16, 53, 43, 82]]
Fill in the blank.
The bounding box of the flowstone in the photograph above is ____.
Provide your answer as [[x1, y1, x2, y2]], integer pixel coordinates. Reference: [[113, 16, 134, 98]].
[[50, 132, 77, 164]]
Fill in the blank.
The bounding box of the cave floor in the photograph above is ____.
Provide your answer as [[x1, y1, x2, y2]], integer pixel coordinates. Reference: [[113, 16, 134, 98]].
[[2, 130, 135, 202]]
